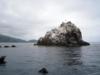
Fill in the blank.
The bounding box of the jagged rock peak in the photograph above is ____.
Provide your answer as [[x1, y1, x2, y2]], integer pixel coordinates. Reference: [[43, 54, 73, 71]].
[[37, 21, 90, 46]]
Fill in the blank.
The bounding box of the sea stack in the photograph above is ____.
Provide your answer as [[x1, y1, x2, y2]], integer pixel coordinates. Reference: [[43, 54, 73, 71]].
[[37, 21, 90, 46]]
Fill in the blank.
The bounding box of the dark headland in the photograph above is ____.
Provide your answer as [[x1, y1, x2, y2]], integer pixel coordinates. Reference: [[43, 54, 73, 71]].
[[37, 21, 90, 46]]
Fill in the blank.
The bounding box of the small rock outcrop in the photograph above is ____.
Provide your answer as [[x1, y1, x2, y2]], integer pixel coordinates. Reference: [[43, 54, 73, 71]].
[[38, 68, 48, 74], [37, 21, 90, 46], [4, 46, 9, 48], [0, 56, 6, 64], [11, 45, 16, 47]]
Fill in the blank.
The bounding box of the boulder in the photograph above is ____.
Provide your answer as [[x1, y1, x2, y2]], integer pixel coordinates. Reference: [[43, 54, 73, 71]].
[[4, 45, 9, 48], [37, 21, 90, 46], [11, 45, 16, 47], [38, 68, 48, 74], [0, 56, 6, 64]]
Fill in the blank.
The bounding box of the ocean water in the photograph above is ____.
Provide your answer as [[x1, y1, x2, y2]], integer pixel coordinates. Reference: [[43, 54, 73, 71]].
[[0, 43, 100, 75]]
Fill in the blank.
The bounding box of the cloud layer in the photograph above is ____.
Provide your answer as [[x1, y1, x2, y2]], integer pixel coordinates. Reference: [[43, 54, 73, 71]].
[[0, 0, 100, 42]]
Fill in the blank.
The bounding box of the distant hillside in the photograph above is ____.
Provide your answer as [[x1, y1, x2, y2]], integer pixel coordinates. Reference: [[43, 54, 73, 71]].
[[28, 39, 37, 43], [0, 34, 26, 42]]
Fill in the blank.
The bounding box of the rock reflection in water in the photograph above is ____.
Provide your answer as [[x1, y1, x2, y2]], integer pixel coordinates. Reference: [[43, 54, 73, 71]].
[[63, 47, 82, 66]]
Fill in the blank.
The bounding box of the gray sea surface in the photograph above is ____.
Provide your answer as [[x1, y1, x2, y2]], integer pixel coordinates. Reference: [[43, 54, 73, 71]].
[[0, 43, 100, 75]]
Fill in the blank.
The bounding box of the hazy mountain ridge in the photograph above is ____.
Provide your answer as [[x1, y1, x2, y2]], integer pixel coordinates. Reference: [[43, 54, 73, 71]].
[[0, 34, 26, 42], [28, 39, 37, 42]]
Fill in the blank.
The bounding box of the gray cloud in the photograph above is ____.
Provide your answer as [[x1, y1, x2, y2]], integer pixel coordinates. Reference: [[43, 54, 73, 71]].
[[0, 0, 100, 42]]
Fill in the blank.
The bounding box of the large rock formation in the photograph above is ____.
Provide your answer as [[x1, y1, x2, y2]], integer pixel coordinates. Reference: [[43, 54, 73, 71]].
[[37, 21, 90, 46]]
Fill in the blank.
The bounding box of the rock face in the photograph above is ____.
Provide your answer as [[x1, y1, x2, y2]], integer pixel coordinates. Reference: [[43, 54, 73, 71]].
[[37, 21, 90, 46]]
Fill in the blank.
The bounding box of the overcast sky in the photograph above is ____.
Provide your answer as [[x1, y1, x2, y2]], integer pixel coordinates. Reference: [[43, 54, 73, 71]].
[[0, 0, 100, 42]]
